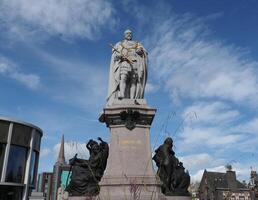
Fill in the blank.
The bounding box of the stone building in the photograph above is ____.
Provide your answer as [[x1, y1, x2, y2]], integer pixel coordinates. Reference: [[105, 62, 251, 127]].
[[51, 135, 70, 200], [37, 172, 53, 200], [249, 170, 258, 200], [199, 169, 251, 200]]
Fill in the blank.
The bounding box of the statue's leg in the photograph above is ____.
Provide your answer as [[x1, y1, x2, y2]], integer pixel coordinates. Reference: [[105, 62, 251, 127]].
[[119, 73, 127, 99], [130, 70, 137, 99]]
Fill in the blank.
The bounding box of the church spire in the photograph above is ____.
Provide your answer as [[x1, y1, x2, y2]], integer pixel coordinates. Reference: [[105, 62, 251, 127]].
[[57, 134, 65, 164]]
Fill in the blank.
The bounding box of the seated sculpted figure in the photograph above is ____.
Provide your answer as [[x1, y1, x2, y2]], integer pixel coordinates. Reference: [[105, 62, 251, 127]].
[[153, 137, 190, 196], [65, 137, 109, 196]]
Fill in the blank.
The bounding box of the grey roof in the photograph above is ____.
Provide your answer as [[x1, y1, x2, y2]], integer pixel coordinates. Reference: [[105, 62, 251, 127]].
[[202, 170, 247, 191], [0, 116, 43, 135]]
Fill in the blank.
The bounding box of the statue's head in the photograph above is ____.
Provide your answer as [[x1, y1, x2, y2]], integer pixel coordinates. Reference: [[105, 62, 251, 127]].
[[124, 29, 132, 41], [164, 137, 173, 148], [88, 140, 98, 147]]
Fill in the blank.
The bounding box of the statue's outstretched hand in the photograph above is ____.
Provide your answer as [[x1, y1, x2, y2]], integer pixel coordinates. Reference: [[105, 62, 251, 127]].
[[97, 137, 103, 142], [136, 48, 143, 55], [69, 154, 77, 165]]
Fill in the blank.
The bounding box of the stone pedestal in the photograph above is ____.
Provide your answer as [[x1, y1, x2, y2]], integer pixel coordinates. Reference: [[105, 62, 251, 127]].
[[98, 99, 166, 200]]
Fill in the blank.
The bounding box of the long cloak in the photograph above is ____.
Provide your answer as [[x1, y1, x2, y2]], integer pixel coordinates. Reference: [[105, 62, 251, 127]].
[[107, 41, 148, 105]]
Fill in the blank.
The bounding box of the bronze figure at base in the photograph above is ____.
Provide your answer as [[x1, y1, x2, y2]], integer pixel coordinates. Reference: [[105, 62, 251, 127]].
[[65, 137, 109, 197], [153, 137, 190, 197]]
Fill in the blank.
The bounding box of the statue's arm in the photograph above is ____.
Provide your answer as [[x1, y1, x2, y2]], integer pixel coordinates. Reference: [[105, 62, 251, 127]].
[[98, 137, 109, 151], [136, 42, 147, 56], [86, 140, 92, 152], [112, 42, 122, 62]]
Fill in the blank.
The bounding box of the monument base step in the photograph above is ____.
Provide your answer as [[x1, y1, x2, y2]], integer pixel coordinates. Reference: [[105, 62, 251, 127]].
[[165, 196, 191, 200], [68, 195, 191, 200], [68, 197, 96, 200]]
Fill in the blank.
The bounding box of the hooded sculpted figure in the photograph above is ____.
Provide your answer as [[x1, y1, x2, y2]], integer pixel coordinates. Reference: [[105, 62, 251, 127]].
[[107, 30, 148, 105], [153, 137, 190, 196]]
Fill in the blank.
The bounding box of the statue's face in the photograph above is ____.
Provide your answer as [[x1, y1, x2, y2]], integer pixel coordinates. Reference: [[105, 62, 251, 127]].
[[164, 137, 173, 148], [124, 31, 132, 40]]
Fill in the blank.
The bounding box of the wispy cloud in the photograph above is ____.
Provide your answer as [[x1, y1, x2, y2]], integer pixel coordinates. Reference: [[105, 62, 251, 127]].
[[40, 148, 51, 158], [36, 49, 107, 111], [0, 0, 116, 42], [0, 56, 40, 89], [54, 141, 89, 161], [180, 153, 225, 173], [183, 101, 240, 126], [146, 14, 258, 107], [145, 82, 159, 93], [233, 118, 258, 135], [178, 126, 244, 151]]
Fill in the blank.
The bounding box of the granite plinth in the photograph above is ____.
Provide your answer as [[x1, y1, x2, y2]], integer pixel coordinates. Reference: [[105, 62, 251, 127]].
[[98, 100, 166, 200]]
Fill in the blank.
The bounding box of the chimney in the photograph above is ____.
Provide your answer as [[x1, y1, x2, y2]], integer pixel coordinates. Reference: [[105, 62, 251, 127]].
[[57, 134, 66, 164], [226, 170, 237, 191]]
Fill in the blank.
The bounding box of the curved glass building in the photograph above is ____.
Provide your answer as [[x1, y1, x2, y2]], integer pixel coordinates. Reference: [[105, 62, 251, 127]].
[[0, 117, 43, 200]]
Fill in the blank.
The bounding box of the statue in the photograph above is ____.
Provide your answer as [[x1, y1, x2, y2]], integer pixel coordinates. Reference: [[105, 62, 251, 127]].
[[65, 137, 109, 196], [107, 29, 148, 105], [153, 137, 190, 196]]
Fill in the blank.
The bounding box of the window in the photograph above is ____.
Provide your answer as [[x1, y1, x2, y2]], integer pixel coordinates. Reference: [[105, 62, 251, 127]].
[[0, 185, 23, 200], [0, 143, 6, 177], [0, 120, 10, 143], [33, 130, 42, 151], [29, 150, 39, 185], [11, 123, 32, 147], [6, 145, 27, 183]]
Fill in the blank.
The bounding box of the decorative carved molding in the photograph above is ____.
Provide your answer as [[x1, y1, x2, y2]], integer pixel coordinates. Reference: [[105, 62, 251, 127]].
[[120, 108, 140, 130], [99, 108, 155, 130]]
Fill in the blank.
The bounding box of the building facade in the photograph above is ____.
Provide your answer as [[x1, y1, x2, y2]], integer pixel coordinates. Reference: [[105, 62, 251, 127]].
[[51, 135, 70, 200], [37, 172, 53, 200], [0, 117, 43, 200], [199, 169, 251, 200], [249, 170, 258, 200]]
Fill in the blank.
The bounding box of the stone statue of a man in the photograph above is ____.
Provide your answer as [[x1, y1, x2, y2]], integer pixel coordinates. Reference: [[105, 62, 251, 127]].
[[107, 30, 148, 105]]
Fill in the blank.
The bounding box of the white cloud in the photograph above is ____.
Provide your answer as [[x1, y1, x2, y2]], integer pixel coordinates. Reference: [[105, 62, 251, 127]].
[[0, 0, 116, 41], [233, 118, 258, 135], [0, 56, 40, 89], [146, 14, 258, 107], [40, 148, 51, 158], [145, 82, 159, 93], [54, 141, 89, 162], [183, 101, 240, 126], [179, 153, 225, 173], [178, 126, 244, 151]]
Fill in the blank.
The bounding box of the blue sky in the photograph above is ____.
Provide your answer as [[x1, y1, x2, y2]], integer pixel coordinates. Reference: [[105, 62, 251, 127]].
[[0, 0, 258, 182]]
